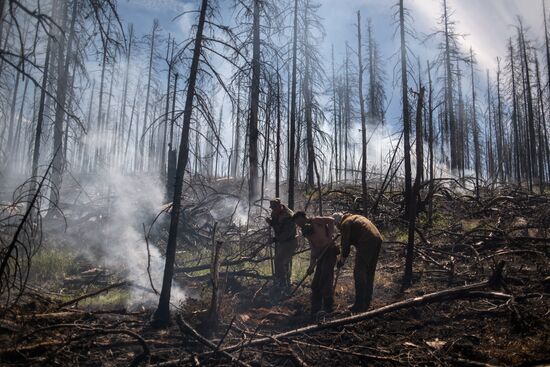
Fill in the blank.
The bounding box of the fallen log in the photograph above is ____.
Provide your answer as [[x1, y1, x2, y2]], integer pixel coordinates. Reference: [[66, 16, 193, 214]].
[[156, 267, 508, 366], [219, 287, 510, 353]]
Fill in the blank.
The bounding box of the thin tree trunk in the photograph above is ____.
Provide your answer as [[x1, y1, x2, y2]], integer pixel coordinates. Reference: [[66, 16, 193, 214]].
[[31, 37, 52, 177], [427, 61, 435, 226], [94, 16, 111, 171], [331, 45, 338, 184], [166, 72, 178, 200], [535, 56, 546, 193], [443, 0, 457, 172], [357, 11, 368, 214], [509, 39, 521, 184], [471, 49, 480, 199], [400, 0, 414, 287], [49, 0, 77, 211], [288, 0, 298, 209], [151, 0, 208, 327], [248, 0, 261, 206], [275, 63, 282, 198], [140, 20, 158, 172], [519, 22, 538, 190], [495, 59, 504, 182], [118, 24, 133, 165], [161, 35, 174, 181]]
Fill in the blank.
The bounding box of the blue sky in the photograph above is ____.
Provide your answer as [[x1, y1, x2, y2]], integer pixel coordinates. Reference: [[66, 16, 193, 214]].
[[115, 0, 545, 170], [118, 0, 543, 70]]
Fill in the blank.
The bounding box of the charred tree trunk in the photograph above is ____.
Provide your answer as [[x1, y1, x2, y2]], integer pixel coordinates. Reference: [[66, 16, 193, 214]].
[[151, 0, 208, 327], [534, 56, 546, 193], [140, 20, 158, 172], [509, 39, 521, 184], [519, 22, 538, 191], [400, 0, 414, 287], [443, 0, 457, 172], [357, 11, 368, 214], [470, 49, 481, 199], [48, 0, 77, 211], [248, 0, 261, 206], [496, 58, 505, 182], [166, 72, 179, 200], [331, 45, 338, 184], [275, 63, 282, 198], [161, 36, 174, 182], [288, 0, 298, 210], [304, 14, 315, 189], [117, 24, 133, 164], [205, 224, 222, 336], [31, 35, 53, 180], [427, 61, 435, 226]]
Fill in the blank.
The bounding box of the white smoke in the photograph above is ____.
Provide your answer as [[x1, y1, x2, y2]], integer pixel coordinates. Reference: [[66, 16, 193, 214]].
[[99, 169, 186, 307], [55, 166, 187, 309]]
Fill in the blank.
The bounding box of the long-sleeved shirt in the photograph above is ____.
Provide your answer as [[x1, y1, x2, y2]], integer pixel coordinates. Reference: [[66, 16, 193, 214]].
[[340, 214, 382, 258], [269, 205, 297, 242]]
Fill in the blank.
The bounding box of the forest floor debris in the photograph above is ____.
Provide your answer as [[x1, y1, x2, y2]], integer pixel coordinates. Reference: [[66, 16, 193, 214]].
[[0, 182, 549, 366]]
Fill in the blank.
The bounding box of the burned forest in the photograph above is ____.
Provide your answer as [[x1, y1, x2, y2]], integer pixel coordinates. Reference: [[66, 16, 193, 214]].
[[1, 0, 550, 365]]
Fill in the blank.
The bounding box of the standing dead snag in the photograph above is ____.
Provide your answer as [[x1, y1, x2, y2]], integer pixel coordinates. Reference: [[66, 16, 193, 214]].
[[404, 86, 425, 287], [151, 0, 209, 328], [288, 0, 298, 210], [205, 223, 222, 335], [357, 10, 368, 215], [247, 0, 261, 206]]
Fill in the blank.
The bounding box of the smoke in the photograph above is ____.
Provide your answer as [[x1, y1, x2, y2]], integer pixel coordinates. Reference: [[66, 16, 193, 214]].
[[55, 166, 186, 309], [99, 169, 186, 307]]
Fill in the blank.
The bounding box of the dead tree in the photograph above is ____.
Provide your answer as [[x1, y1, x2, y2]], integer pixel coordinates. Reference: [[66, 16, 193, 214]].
[[48, 0, 77, 211], [357, 11, 368, 214], [151, 0, 208, 327], [470, 48, 481, 199], [205, 223, 222, 335], [247, 0, 260, 206], [288, 0, 298, 210], [399, 0, 414, 287]]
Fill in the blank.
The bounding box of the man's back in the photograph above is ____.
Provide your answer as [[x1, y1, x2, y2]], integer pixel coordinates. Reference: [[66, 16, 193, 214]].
[[341, 214, 382, 248], [271, 205, 296, 241]]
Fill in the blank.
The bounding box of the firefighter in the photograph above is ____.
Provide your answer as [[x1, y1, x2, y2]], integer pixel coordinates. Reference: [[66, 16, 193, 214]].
[[292, 211, 339, 317], [266, 199, 298, 293], [335, 213, 383, 312]]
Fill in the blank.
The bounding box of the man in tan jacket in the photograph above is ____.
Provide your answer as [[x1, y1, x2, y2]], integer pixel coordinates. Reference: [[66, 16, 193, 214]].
[[335, 213, 383, 312]]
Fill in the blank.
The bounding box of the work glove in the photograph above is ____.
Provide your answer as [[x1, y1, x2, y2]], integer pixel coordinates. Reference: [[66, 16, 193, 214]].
[[307, 264, 315, 275], [337, 256, 346, 269]]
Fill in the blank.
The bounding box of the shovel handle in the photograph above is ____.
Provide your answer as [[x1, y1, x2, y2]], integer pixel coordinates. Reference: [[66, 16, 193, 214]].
[[288, 234, 341, 298]]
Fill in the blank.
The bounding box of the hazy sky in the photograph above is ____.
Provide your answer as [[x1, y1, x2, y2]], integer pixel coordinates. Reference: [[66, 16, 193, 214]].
[[119, 0, 544, 70], [116, 0, 546, 150]]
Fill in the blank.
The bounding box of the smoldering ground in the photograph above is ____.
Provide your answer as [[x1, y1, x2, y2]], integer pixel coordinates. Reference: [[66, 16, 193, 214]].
[[42, 169, 187, 309]]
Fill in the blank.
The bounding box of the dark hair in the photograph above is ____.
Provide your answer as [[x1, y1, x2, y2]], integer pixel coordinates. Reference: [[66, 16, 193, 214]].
[[292, 211, 307, 221]]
